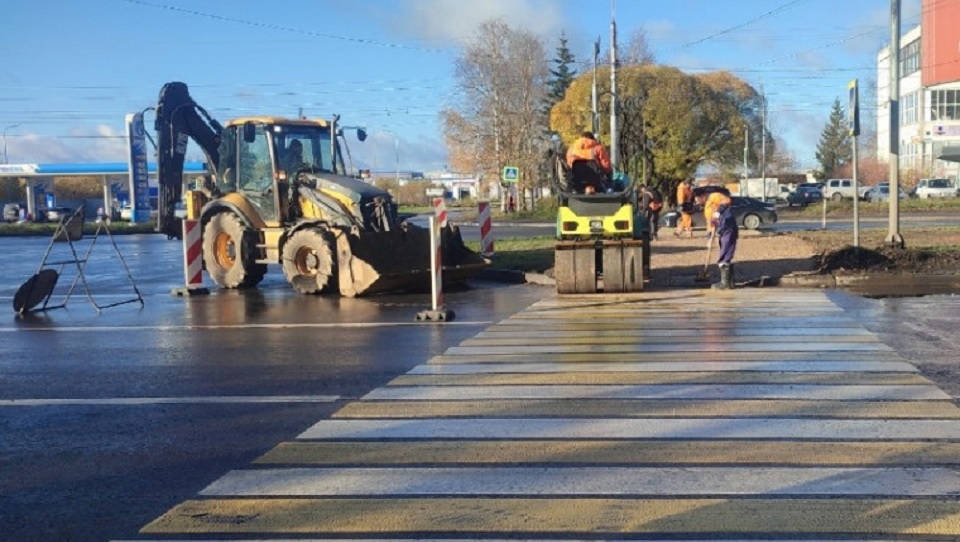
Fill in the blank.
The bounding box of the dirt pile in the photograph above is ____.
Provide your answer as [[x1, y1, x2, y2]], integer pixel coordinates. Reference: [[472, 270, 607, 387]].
[[818, 245, 960, 275]]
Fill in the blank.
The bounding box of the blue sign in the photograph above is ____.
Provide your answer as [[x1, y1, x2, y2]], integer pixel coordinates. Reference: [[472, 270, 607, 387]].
[[502, 166, 519, 183], [126, 112, 151, 223]]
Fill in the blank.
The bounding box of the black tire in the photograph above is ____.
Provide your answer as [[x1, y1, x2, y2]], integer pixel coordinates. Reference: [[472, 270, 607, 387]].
[[743, 213, 761, 230], [202, 212, 266, 289], [281, 228, 337, 295]]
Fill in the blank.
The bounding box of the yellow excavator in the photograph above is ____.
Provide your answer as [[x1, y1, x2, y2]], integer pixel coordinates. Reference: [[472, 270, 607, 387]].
[[154, 82, 487, 297]]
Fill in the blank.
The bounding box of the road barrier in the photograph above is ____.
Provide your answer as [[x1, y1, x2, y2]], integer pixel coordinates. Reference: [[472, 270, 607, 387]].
[[172, 219, 209, 296], [478, 201, 494, 257], [416, 205, 454, 322]]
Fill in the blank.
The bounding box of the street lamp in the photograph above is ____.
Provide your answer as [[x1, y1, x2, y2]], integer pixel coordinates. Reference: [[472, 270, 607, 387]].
[[3, 124, 20, 164]]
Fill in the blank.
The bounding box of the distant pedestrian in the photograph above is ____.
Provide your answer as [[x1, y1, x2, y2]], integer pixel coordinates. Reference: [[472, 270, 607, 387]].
[[641, 185, 662, 240], [675, 178, 694, 238]]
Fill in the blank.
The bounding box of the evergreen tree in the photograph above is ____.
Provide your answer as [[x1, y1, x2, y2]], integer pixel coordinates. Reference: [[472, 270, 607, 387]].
[[545, 33, 577, 111], [815, 98, 853, 177]]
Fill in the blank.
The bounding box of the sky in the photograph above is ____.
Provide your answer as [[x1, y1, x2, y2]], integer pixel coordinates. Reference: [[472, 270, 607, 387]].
[[0, 0, 923, 174]]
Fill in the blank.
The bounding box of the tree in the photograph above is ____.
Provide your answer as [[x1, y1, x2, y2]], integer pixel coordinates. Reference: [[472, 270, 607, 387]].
[[441, 19, 549, 211], [545, 33, 577, 111], [815, 98, 852, 178], [550, 65, 761, 200], [619, 27, 656, 66]]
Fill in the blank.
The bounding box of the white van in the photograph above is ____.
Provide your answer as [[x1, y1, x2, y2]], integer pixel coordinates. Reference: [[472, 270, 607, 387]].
[[824, 178, 871, 201], [912, 178, 958, 199]]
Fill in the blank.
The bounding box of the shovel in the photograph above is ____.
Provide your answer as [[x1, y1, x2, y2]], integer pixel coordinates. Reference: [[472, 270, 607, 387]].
[[695, 229, 716, 282]]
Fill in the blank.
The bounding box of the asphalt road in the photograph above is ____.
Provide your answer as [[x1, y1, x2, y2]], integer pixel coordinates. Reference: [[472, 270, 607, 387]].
[[0, 232, 549, 542], [2, 221, 960, 541]]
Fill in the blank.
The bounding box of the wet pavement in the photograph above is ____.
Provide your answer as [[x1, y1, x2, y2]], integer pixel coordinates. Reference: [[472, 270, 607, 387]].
[[129, 289, 960, 540], [3, 232, 960, 540]]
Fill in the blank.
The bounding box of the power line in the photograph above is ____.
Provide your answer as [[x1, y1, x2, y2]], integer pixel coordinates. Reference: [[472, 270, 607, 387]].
[[118, 0, 449, 54]]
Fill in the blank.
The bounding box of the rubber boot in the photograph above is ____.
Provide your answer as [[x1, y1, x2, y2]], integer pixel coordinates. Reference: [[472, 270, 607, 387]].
[[728, 264, 736, 289], [712, 263, 732, 290]]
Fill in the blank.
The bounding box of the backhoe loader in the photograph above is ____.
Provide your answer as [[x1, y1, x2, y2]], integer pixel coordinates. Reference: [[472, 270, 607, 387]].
[[154, 82, 487, 297]]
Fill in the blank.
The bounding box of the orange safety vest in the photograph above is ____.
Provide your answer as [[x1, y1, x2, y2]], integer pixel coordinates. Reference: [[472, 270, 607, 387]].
[[676, 183, 693, 207], [566, 137, 612, 173], [704, 192, 732, 230]]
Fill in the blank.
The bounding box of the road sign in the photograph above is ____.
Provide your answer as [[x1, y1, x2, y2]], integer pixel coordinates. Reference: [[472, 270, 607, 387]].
[[502, 166, 519, 183], [848, 79, 860, 137]]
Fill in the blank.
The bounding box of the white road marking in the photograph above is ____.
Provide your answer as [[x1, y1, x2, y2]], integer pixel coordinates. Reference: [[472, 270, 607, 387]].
[[298, 417, 960, 440], [363, 384, 949, 401], [201, 466, 960, 497], [0, 395, 339, 406], [408, 361, 920, 374]]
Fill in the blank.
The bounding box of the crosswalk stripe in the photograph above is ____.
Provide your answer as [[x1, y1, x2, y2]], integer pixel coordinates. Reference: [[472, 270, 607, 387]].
[[386, 372, 931, 386], [361, 384, 949, 401], [257, 440, 960, 465], [141, 497, 960, 536], [331, 399, 960, 419], [407, 361, 921, 373], [200, 466, 960, 496], [297, 417, 960, 440]]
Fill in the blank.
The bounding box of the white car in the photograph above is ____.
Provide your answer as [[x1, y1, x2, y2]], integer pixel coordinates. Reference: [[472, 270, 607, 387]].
[[912, 178, 958, 199], [823, 178, 872, 201]]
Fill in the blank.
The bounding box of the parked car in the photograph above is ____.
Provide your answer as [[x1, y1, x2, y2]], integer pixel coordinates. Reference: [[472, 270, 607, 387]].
[[823, 178, 872, 201], [785, 185, 823, 207], [910, 178, 958, 199], [3, 202, 22, 223], [864, 183, 907, 203], [662, 196, 777, 230], [43, 206, 75, 223]]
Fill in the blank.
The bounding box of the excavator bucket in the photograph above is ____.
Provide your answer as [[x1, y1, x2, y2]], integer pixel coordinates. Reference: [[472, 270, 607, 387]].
[[334, 224, 489, 297]]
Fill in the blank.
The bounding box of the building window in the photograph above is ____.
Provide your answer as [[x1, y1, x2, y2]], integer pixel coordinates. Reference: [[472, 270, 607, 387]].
[[900, 38, 920, 76], [901, 90, 919, 126], [931, 89, 960, 121]]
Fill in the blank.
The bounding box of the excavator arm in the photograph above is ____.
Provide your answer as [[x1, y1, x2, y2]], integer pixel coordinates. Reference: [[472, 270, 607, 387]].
[[155, 82, 223, 238]]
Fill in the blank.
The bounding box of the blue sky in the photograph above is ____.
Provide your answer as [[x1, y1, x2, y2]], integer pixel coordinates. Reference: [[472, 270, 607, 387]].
[[0, 0, 922, 173]]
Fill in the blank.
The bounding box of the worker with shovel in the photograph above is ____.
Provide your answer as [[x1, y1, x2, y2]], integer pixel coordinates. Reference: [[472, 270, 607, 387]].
[[705, 191, 738, 289]]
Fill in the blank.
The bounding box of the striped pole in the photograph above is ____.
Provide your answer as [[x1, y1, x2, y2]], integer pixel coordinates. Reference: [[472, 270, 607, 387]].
[[428, 215, 443, 311], [478, 201, 494, 258], [433, 197, 448, 228], [172, 219, 209, 296]]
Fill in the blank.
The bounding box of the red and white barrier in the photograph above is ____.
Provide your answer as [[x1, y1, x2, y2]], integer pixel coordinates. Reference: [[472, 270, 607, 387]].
[[433, 197, 448, 228], [172, 219, 209, 296], [429, 215, 444, 311], [478, 201, 494, 258]]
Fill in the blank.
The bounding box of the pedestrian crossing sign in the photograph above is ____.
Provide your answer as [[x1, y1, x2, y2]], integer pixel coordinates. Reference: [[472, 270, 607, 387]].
[[502, 166, 519, 183]]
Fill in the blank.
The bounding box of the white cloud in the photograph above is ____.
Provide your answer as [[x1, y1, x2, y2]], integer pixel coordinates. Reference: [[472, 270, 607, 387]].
[[389, 0, 571, 45]]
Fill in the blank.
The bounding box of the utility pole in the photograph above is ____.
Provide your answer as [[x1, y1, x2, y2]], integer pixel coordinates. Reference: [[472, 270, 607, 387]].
[[760, 84, 767, 202], [592, 38, 600, 136], [3, 124, 19, 164], [609, 0, 619, 171], [886, 0, 904, 248], [743, 126, 749, 181]]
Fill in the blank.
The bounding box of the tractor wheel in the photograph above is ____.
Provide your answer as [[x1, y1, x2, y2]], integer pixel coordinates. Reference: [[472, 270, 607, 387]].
[[281, 228, 337, 294], [202, 212, 266, 289]]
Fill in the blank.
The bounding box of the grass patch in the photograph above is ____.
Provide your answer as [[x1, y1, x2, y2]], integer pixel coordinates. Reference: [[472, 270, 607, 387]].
[[465, 235, 555, 273], [0, 220, 159, 237]]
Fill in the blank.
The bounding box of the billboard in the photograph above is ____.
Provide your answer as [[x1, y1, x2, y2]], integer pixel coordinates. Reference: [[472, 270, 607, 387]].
[[125, 112, 151, 223], [922, 0, 960, 86]]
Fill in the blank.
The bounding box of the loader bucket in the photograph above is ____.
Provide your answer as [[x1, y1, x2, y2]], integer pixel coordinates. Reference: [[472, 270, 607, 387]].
[[334, 224, 489, 297]]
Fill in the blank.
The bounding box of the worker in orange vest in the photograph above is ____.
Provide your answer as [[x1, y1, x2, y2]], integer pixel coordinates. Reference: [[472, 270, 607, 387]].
[[675, 178, 694, 238], [707, 192, 739, 289], [566, 132, 612, 193]]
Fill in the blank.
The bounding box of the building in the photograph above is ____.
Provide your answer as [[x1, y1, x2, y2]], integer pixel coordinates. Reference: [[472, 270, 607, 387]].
[[876, 0, 960, 178]]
